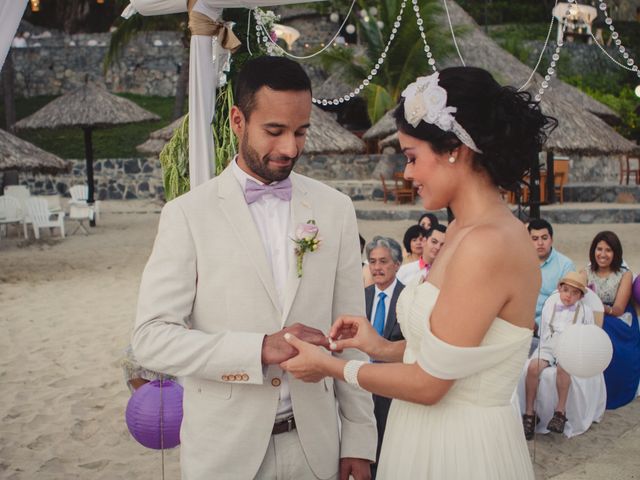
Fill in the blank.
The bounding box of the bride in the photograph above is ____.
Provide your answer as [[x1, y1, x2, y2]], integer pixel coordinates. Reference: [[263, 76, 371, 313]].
[[281, 67, 556, 479]]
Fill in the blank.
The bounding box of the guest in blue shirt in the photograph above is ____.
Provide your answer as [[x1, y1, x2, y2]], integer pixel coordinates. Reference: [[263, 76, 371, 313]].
[[528, 219, 575, 326]]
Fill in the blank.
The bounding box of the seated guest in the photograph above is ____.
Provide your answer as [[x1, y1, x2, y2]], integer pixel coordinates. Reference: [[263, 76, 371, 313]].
[[418, 212, 439, 231], [522, 272, 599, 439], [528, 219, 575, 327], [580, 230, 640, 409], [401, 224, 426, 264], [397, 224, 446, 285], [363, 236, 405, 479]]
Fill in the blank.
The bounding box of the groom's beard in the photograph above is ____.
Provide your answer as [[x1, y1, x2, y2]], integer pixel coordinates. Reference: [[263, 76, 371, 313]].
[[241, 131, 299, 183]]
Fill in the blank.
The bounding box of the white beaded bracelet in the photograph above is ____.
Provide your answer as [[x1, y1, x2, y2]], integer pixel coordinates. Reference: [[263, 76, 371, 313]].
[[343, 360, 366, 390]]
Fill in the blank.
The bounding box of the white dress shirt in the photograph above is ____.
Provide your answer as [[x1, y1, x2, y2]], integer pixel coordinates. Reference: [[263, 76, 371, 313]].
[[396, 260, 427, 286], [370, 279, 398, 332], [232, 159, 293, 419]]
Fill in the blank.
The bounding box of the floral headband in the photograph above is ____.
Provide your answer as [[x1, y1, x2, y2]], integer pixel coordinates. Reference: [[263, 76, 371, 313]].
[[401, 72, 482, 154]]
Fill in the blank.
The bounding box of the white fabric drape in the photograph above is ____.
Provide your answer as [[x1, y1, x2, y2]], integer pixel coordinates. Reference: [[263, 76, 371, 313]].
[[0, 0, 29, 71], [124, 0, 325, 15], [124, 0, 187, 16], [188, 3, 224, 187]]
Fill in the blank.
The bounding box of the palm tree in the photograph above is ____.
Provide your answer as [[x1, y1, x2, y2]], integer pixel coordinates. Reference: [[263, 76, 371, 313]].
[[315, 0, 458, 123]]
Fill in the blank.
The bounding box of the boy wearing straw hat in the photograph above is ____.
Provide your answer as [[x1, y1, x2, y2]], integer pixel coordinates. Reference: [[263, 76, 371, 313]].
[[523, 272, 595, 438]]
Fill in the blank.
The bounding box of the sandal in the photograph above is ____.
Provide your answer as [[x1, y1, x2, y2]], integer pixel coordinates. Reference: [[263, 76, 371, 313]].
[[547, 411, 567, 434], [522, 413, 539, 440]]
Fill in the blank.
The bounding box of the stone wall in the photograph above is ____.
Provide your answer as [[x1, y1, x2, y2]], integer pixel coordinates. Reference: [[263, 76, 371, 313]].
[[6, 12, 340, 99], [12, 150, 628, 202], [19, 157, 164, 200], [8, 32, 183, 98], [567, 153, 624, 183], [14, 153, 406, 201]]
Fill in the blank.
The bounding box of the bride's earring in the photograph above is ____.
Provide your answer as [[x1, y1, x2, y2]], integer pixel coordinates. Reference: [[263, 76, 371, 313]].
[[448, 156, 456, 164]]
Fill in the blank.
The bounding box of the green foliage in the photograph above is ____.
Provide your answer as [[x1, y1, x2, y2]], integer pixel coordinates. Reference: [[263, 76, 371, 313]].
[[568, 84, 640, 142], [367, 84, 394, 125], [159, 82, 238, 200], [212, 83, 238, 176], [488, 23, 562, 70], [2, 94, 174, 159], [159, 115, 190, 201]]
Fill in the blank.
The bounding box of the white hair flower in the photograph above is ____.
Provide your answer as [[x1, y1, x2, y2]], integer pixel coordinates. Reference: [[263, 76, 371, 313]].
[[401, 72, 482, 153]]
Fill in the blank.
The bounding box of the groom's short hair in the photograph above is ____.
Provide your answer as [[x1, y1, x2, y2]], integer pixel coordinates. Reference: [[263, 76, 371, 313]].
[[234, 56, 312, 120]]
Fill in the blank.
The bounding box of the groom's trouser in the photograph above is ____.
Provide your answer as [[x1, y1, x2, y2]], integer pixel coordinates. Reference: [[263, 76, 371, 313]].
[[254, 429, 338, 480]]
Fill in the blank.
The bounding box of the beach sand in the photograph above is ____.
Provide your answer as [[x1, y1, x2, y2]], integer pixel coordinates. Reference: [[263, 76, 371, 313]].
[[0, 199, 638, 479]]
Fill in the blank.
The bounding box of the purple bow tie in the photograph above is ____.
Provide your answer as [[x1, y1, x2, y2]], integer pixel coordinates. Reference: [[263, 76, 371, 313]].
[[555, 303, 577, 313], [244, 178, 292, 204]]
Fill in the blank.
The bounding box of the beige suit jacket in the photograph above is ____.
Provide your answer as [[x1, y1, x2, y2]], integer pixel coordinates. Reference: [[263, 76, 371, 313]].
[[133, 167, 376, 479]]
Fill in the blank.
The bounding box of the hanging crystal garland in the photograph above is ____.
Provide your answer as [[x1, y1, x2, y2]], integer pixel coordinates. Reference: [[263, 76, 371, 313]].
[[412, 0, 437, 71], [253, 0, 358, 59], [589, 1, 638, 77], [254, 0, 439, 106], [534, 2, 573, 102], [255, 0, 410, 106], [252, 1, 442, 105]]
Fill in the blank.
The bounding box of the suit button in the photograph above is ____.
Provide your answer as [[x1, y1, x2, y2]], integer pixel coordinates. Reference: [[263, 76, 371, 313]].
[[271, 378, 281, 387], [241, 374, 249, 381], [221, 375, 228, 381], [234, 374, 243, 381]]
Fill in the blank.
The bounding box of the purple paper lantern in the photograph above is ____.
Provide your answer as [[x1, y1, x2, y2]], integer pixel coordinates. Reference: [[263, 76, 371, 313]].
[[126, 379, 183, 449], [633, 276, 640, 305]]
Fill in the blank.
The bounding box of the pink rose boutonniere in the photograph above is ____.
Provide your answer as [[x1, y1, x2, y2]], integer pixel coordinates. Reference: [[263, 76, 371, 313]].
[[292, 220, 321, 277]]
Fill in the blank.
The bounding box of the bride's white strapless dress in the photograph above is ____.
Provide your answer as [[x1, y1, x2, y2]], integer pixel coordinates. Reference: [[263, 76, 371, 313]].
[[376, 282, 534, 479]]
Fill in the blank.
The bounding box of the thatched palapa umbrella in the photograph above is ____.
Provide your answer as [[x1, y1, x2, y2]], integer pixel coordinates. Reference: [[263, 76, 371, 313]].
[[305, 106, 365, 155], [15, 83, 160, 222], [0, 128, 70, 174], [136, 106, 365, 158], [137, 116, 185, 156]]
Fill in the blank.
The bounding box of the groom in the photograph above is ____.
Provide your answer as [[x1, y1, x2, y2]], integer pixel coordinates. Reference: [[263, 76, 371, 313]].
[[132, 56, 376, 479]]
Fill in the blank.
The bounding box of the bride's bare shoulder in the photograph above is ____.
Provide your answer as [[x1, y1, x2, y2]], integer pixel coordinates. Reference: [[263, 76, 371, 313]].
[[456, 218, 536, 269]]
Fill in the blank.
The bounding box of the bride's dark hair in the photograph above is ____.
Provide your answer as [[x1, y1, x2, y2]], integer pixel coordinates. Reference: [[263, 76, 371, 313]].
[[394, 67, 557, 191]]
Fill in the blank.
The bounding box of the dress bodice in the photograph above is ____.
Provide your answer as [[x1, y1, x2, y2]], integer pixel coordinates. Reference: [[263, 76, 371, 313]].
[[586, 268, 625, 305], [396, 282, 532, 407]]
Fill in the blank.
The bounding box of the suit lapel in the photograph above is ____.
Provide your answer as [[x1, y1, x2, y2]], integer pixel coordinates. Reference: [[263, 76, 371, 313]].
[[218, 167, 281, 312], [281, 174, 313, 326], [365, 286, 374, 320]]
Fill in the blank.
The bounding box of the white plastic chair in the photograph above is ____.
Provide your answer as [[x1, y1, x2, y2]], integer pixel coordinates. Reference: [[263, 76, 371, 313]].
[[25, 197, 65, 240], [0, 195, 25, 239], [68, 185, 100, 221], [516, 292, 606, 438], [68, 204, 94, 235], [41, 194, 64, 214], [4, 185, 30, 214]]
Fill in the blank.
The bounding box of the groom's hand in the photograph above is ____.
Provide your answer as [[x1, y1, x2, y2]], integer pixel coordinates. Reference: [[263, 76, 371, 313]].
[[261, 323, 330, 365], [340, 457, 371, 480]]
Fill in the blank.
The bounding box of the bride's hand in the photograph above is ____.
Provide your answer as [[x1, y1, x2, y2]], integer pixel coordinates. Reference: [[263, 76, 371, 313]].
[[329, 315, 386, 359], [280, 333, 332, 382]]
